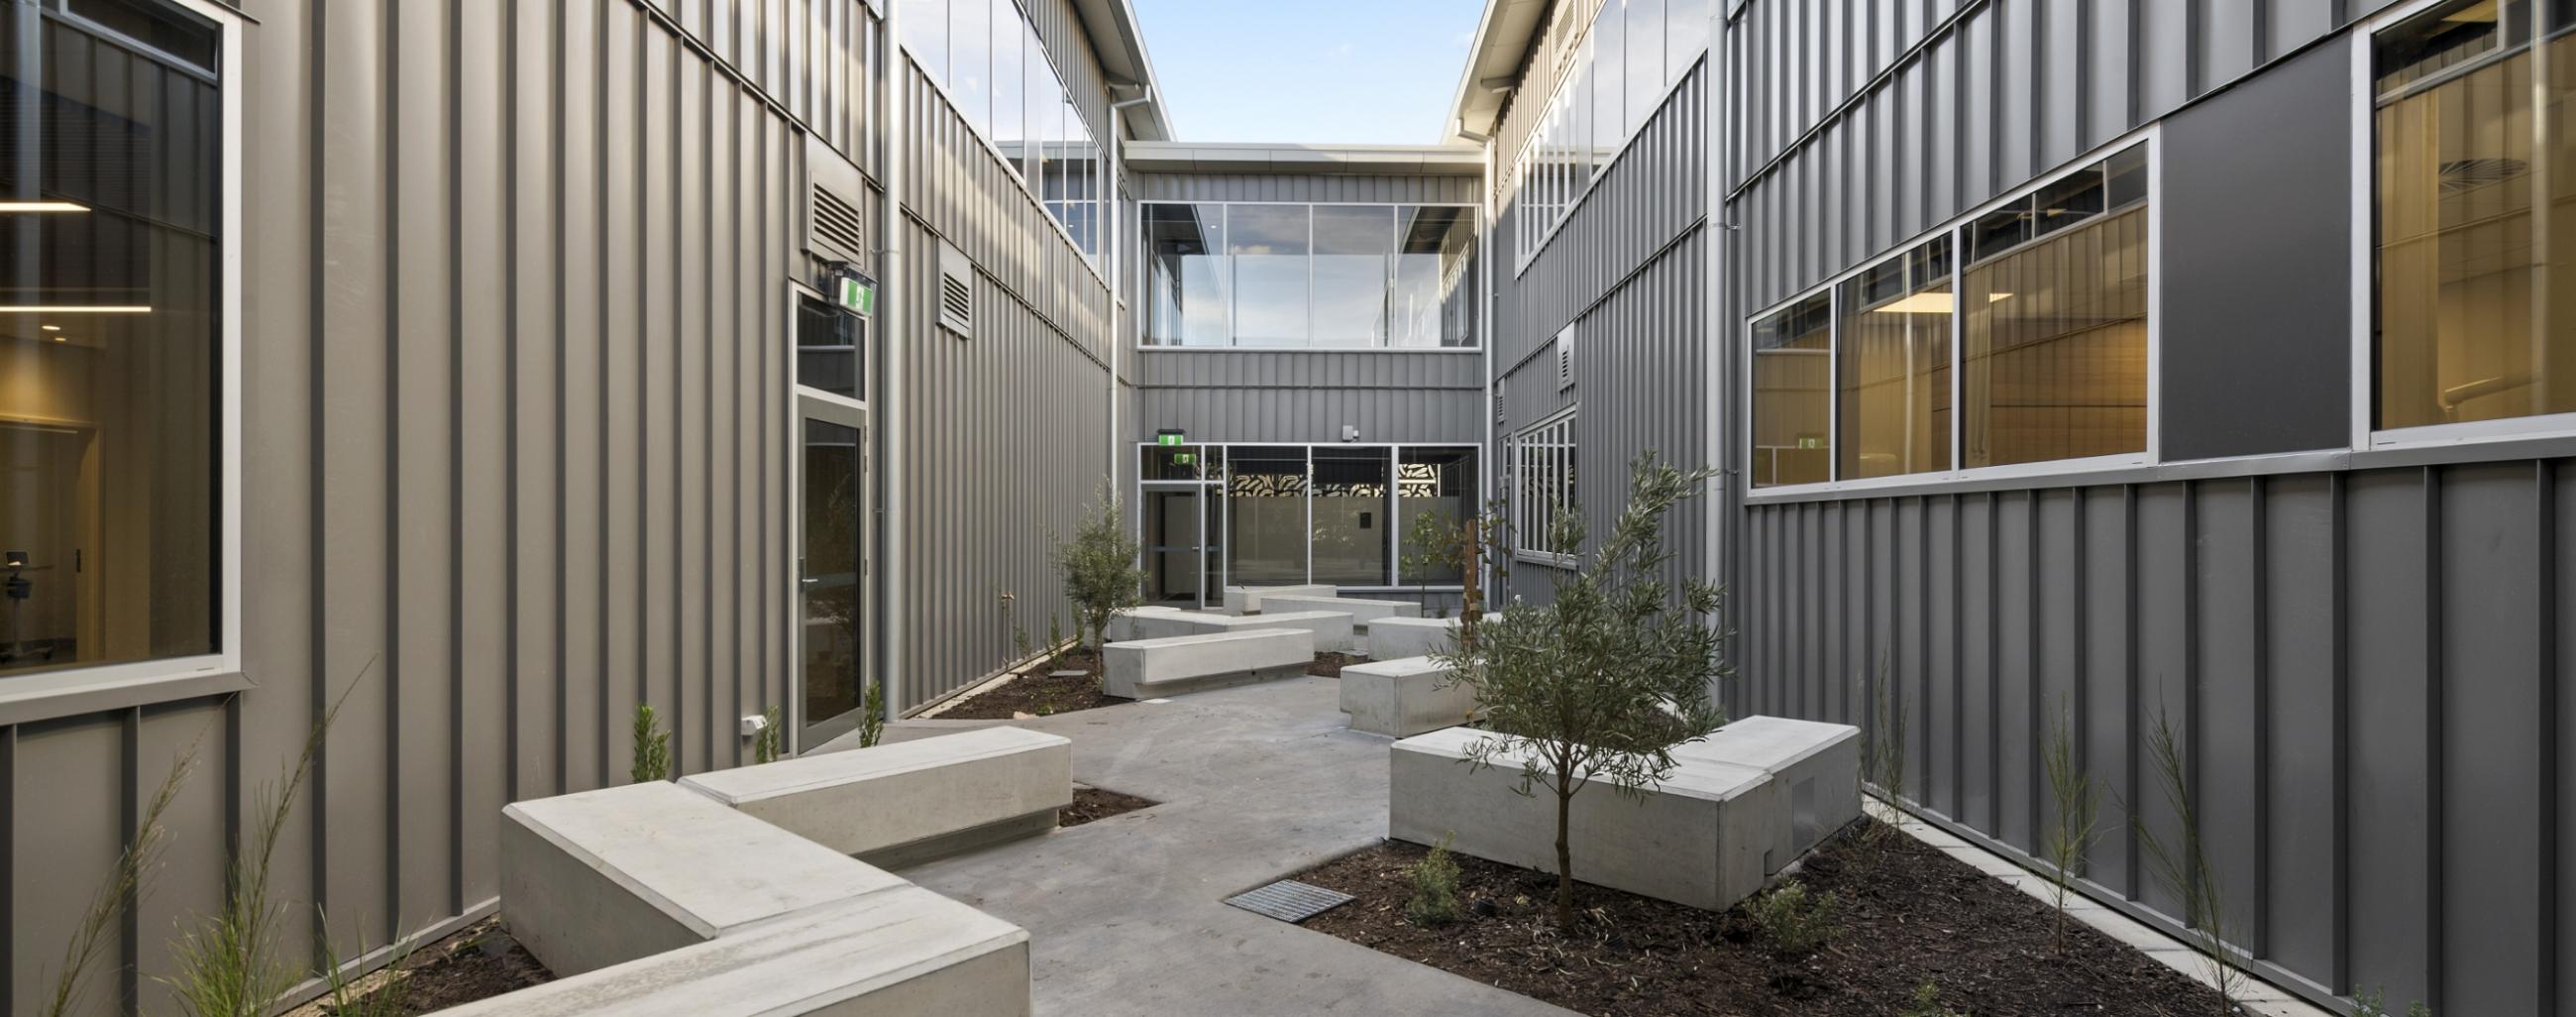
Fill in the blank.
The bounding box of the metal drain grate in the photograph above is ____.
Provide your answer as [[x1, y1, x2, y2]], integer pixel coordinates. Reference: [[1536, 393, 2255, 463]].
[[1225, 880, 1353, 924]]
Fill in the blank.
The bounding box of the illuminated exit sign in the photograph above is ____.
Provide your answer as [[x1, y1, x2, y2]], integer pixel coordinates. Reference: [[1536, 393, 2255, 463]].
[[836, 275, 876, 315], [1156, 429, 1186, 447]]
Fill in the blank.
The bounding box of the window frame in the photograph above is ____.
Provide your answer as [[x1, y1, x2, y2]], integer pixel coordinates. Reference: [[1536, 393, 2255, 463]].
[[1127, 441, 1481, 593], [0, 0, 249, 723], [1511, 408, 1579, 568], [1508, 0, 1716, 277], [2349, 0, 2576, 452], [1741, 128, 2164, 501], [1132, 199, 1486, 353], [896, 0, 1108, 277]]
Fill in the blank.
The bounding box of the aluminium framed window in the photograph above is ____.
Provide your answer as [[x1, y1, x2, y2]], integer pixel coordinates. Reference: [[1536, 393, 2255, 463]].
[[1507, 0, 1715, 276], [0, 0, 247, 718], [1743, 131, 2161, 499], [1510, 409, 1578, 567], [2352, 0, 2576, 451], [1134, 200, 1484, 351]]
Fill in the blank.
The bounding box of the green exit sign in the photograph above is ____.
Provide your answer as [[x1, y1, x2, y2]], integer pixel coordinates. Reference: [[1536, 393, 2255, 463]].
[[836, 276, 875, 315], [1172, 453, 1196, 465], [1155, 430, 1185, 447]]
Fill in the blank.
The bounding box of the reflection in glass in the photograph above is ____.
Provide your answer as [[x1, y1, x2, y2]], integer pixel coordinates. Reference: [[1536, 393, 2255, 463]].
[[1837, 238, 1952, 479], [949, 0, 991, 137], [1312, 449, 1391, 586], [796, 293, 861, 398], [1666, 0, 1709, 85], [1312, 205, 1393, 347], [1750, 293, 1833, 487], [1589, 1, 1622, 176], [1, 5, 221, 677], [1398, 450, 1475, 586], [1145, 204, 1229, 345], [1961, 148, 2148, 468], [1626, 0, 1664, 134], [901, 0, 949, 84], [1230, 205, 1311, 346], [991, 17, 1023, 174], [1226, 447, 1308, 585], [801, 420, 865, 734], [1141, 488, 1203, 608], [1393, 206, 1478, 348], [1023, 34, 1061, 197]]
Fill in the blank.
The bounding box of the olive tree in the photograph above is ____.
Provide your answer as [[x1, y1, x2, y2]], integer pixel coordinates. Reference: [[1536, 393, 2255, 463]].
[[1051, 487, 1145, 677], [1433, 453, 1730, 929]]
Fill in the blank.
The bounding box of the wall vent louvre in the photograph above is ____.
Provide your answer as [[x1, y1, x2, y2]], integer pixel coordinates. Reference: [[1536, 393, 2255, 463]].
[[1555, 327, 1574, 391], [1494, 377, 1507, 424], [803, 138, 871, 268], [937, 241, 974, 337], [811, 187, 868, 263]]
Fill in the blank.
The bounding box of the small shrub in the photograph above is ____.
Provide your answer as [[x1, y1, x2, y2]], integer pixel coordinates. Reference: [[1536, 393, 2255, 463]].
[[1404, 837, 1463, 928], [2129, 707, 2242, 1013], [2354, 986, 2434, 1017], [1007, 592, 1032, 667], [1748, 878, 1841, 955], [2041, 697, 2098, 954], [1046, 614, 1065, 666], [630, 704, 671, 783], [1051, 488, 1145, 669], [1900, 981, 1970, 1017], [752, 707, 783, 764], [858, 681, 886, 748]]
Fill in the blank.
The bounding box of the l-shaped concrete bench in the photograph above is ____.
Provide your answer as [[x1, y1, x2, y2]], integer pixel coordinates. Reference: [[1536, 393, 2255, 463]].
[[1221, 583, 1337, 615], [1363, 615, 1498, 661], [1129, 608, 1354, 652], [1256, 594, 1420, 651], [1341, 656, 1481, 737], [680, 725, 1072, 868], [494, 727, 1068, 1014], [1103, 627, 1314, 699], [1670, 716, 1862, 864]]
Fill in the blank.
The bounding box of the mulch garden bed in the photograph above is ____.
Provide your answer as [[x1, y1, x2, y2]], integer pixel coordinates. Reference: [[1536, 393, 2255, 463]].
[[1061, 786, 1157, 827], [932, 651, 1130, 719], [1294, 820, 2229, 1017], [1307, 652, 1366, 677], [288, 916, 552, 1017]]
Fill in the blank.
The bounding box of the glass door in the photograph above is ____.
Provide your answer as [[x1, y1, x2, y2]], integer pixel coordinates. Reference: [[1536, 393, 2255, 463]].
[[798, 397, 869, 745], [1140, 484, 1206, 608]]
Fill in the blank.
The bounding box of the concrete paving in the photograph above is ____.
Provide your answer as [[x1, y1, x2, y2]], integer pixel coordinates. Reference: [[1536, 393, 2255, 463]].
[[867, 677, 1576, 1017]]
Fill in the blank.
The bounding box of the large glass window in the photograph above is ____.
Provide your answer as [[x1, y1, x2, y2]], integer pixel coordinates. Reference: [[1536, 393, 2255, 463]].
[[1961, 147, 2148, 468], [1226, 447, 1309, 586], [2372, 0, 2576, 432], [1397, 449, 1475, 586], [1512, 413, 1577, 562], [1, 0, 223, 677], [795, 292, 863, 398], [1750, 293, 1833, 488], [1229, 204, 1311, 346], [1837, 238, 1954, 480], [1589, 3, 1622, 176], [1512, 0, 1709, 265], [949, 0, 991, 137], [1311, 449, 1391, 586], [1144, 203, 1230, 346], [900, 0, 1098, 262], [1140, 202, 1481, 349], [991, 20, 1023, 174]]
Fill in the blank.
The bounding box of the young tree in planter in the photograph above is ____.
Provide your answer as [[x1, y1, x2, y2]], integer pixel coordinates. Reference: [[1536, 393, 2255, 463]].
[[1401, 499, 1511, 653], [1051, 487, 1145, 681], [1432, 453, 1730, 929]]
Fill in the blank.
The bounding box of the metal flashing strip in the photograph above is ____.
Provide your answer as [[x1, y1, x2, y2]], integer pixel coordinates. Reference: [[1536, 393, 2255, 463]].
[[1224, 879, 1355, 924]]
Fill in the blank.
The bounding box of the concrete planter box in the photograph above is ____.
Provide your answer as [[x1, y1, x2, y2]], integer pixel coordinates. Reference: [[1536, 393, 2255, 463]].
[[500, 782, 910, 976], [1106, 606, 1187, 643], [681, 727, 1071, 868], [1258, 595, 1421, 650], [1132, 609, 1354, 652], [1340, 656, 1480, 737], [1221, 584, 1337, 615], [1363, 615, 1498, 661], [1389, 728, 1785, 912], [1103, 628, 1315, 699], [1671, 716, 1862, 865], [435, 889, 1030, 1016]]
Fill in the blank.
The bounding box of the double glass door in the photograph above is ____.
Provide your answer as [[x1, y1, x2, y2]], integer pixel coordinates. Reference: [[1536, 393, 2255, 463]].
[[1141, 483, 1220, 609], [799, 396, 869, 746]]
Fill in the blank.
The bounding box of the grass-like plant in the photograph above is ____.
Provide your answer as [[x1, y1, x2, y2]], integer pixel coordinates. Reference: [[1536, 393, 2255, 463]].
[[630, 703, 671, 783], [1747, 878, 1841, 955], [39, 733, 200, 1017], [1046, 613, 1065, 668], [752, 706, 784, 764], [858, 680, 887, 748], [166, 664, 370, 1017], [2040, 696, 2098, 955], [1856, 651, 1910, 877], [2353, 985, 2434, 1017], [1051, 487, 1144, 678], [1404, 836, 1463, 928], [2129, 707, 2243, 1013], [1434, 453, 1729, 929], [312, 907, 420, 1017]]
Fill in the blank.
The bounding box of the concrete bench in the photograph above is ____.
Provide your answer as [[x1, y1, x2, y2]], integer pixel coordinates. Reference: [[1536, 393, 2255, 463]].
[[681, 726, 1071, 868], [1221, 583, 1336, 615], [1103, 628, 1314, 699], [1389, 728, 1785, 912], [1132, 608, 1354, 653], [1258, 595, 1420, 651], [1671, 716, 1862, 865], [500, 781, 911, 975], [1363, 615, 1498, 661], [1341, 656, 1480, 737], [1106, 605, 1188, 643], [440, 888, 1030, 1017]]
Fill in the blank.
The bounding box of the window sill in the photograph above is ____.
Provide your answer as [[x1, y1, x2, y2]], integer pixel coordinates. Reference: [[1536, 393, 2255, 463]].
[[0, 661, 251, 728], [1136, 345, 1483, 354]]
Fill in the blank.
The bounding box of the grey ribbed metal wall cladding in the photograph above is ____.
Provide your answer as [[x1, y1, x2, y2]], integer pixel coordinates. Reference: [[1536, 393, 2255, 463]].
[[0, 1, 989, 1014]]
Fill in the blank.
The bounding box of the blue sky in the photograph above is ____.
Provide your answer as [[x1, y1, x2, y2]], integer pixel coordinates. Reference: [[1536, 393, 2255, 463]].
[[1131, 0, 1485, 145]]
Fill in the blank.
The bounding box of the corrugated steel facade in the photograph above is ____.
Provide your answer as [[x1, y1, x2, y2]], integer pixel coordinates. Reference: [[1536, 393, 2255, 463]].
[[5, 0, 1118, 1013]]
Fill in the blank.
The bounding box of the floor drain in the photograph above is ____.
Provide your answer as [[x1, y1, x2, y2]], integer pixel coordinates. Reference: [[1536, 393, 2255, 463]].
[[1225, 879, 1353, 924]]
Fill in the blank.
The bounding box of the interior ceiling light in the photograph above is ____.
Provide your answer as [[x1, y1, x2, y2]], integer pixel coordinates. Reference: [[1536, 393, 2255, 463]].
[[1868, 291, 2014, 314], [39, 324, 59, 331], [0, 305, 151, 313], [0, 201, 90, 213]]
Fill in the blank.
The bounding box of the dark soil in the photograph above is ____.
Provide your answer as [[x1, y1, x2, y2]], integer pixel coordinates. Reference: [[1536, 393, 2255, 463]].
[[290, 916, 552, 1016], [933, 651, 1128, 718], [1295, 821, 2229, 1017], [1307, 652, 1366, 677], [1061, 786, 1156, 827]]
